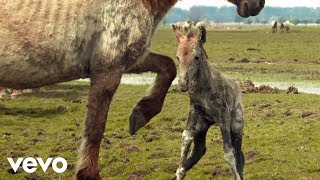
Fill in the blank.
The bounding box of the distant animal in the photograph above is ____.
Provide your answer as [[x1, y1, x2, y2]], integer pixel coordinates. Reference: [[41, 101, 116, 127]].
[[173, 26, 245, 180], [186, 20, 195, 33], [0, 87, 39, 99], [0, 87, 22, 99], [0, 0, 263, 179], [176, 20, 194, 34], [195, 21, 207, 31], [280, 21, 291, 33], [176, 21, 184, 30], [271, 20, 278, 33]]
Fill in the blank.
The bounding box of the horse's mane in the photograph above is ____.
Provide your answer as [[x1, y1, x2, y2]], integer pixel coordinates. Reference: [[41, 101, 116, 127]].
[[185, 29, 209, 59]]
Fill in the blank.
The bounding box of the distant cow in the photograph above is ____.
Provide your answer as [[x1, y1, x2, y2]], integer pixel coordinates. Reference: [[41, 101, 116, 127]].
[[271, 20, 278, 33], [280, 21, 291, 33]]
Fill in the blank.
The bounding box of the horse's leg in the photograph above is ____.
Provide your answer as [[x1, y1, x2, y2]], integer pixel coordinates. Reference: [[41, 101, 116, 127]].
[[220, 112, 242, 180], [175, 129, 194, 180], [175, 105, 202, 180], [126, 52, 176, 135], [76, 67, 122, 180], [183, 119, 210, 171], [231, 104, 245, 179]]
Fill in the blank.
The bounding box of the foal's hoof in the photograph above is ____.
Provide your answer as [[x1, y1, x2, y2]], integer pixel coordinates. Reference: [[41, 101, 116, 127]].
[[129, 109, 146, 135]]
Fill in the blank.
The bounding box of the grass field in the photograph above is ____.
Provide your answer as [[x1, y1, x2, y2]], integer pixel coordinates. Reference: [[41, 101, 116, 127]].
[[0, 27, 319, 179], [152, 27, 320, 83]]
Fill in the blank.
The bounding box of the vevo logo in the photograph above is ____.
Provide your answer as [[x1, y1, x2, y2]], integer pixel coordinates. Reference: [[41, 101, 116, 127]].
[[7, 157, 67, 173]]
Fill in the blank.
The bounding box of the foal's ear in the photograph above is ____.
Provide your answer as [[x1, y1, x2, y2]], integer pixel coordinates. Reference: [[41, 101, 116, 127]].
[[197, 26, 207, 45], [172, 25, 184, 43]]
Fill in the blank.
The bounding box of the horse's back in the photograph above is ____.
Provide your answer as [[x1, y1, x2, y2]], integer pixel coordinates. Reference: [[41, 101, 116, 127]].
[[211, 70, 241, 107], [0, 0, 104, 88], [0, 0, 155, 88]]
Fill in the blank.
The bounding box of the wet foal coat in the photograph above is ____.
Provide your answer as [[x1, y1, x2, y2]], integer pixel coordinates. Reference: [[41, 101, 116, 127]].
[[173, 27, 245, 180]]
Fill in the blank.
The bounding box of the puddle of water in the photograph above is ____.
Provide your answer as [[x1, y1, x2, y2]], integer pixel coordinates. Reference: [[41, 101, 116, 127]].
[[78, 74, 320, 95], [78, 73, 179, 85], [121, 74, 159, 85]]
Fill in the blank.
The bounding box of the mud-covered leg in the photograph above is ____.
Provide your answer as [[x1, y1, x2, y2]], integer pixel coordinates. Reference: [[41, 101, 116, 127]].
[[184, 119, 210, 171], [231, 104, 245, 179], [76, 68, 122, 180], [126, 52, 176, 135], [220, 112, 242, 180], [175, 129, 194, 180], [175, 105, 205, 180]]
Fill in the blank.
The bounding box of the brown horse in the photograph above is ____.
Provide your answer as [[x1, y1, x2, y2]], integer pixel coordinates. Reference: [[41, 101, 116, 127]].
[[0, 0, 264, 179]]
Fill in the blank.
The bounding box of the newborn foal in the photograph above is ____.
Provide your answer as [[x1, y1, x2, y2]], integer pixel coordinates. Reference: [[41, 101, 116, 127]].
[[173, 26, 245, 180]]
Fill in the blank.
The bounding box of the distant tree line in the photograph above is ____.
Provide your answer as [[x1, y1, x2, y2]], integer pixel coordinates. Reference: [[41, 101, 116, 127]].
[[163, 6, 320, 25]]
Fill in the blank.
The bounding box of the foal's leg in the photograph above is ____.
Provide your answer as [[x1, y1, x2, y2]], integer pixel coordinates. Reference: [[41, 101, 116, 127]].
[[183, 119, 210, 171], [175, 129, 194, 180], [220, 112, 242, 180], [175, 106, 207, 180], [231, 104, 245, 179], [126, 52, 176, 135], [76, 68, 122, 180]]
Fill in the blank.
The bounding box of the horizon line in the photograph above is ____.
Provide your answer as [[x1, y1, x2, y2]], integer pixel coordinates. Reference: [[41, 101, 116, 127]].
[[174, 5, 319, 10]]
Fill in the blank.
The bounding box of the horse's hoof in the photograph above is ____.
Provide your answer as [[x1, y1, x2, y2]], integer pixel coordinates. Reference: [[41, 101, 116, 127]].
[[76, 169, 101, 180], [129, 108, 146, 135]]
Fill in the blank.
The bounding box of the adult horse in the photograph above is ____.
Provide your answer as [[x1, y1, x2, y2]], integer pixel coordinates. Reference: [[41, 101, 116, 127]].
[[0, 0, 264, 179]]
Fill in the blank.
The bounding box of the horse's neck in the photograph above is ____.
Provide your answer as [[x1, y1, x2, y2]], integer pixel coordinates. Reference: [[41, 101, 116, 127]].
[[189, 58, 225, 107], [189, 58, 215, 95], [141, 0, 178, 18]]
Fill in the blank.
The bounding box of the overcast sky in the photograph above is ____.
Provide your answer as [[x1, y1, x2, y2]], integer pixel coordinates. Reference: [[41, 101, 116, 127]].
[[175, 0, 320, 9]]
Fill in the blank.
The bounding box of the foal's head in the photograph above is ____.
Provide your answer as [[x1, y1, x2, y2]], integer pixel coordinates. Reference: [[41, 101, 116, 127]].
[[173, 25, 207, 92]]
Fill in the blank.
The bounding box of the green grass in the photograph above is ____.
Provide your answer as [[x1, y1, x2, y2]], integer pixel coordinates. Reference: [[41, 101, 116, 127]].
[[0, 27, 320, 179], [152, 27, 320, 83], [0, 82, 319, 179]]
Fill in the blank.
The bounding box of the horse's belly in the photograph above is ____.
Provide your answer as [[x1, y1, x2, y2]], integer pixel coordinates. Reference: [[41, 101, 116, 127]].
[[0, 46, 89, 89], [0, 0, 102, 88]]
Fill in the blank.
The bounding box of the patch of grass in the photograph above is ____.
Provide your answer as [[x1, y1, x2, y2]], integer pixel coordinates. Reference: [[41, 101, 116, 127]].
[[0, 27, 319, 179], [152, 27, 320, 83], [0, 82, 319, 179]]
